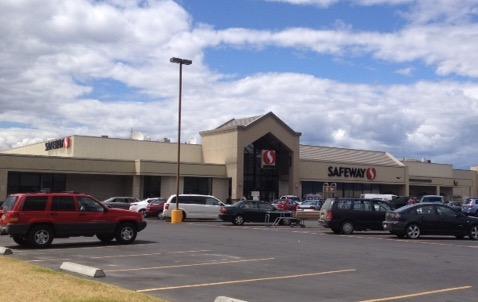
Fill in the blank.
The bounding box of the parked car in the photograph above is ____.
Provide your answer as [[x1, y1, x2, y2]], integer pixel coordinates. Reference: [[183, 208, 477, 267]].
[[446, 201, 463, 212], [162, 194, 225, 220], [319, 198, 392, 234], [273, 199, 299, 211], [103, 196, 140, 210], [297, 199, 323, 211], [383, 203, 478, 240], [419, 195, 444, 203], [389, 196, 410, 209], [462, 198, 478, 216], [360, 194, 397, 202], [0, 193, 147, 248], [129, 197, 165, 217], [280, 195, 301, 203], [146, 199, 167, 218], [219, 200, 292, 225]]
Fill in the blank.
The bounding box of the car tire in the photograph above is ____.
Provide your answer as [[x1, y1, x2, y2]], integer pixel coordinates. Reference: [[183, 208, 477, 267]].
[[115, 223, 137, 244], [406, 224, 421, 239], [341, 221, 354, 235], [232, 215, 245, 225], [469, 225, 478, 240], [331, 227, 341, 234], [97, 234, 114, 243], [12, 235, 30, 247], [28, 225, 54, 248]]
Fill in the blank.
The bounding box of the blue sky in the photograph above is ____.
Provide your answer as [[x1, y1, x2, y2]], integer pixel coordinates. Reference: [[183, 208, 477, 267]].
[[1, 0, 478, 169]]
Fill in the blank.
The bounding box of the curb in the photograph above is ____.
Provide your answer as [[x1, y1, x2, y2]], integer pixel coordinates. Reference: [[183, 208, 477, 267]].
[[0, 247, 13, 255], [60, 262, 105, 278]]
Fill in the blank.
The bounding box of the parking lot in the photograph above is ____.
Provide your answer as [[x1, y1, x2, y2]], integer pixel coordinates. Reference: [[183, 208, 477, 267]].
[[1, 219, 478, 302]]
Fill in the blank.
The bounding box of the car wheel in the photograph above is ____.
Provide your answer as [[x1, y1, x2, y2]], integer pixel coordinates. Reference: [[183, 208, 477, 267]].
[[341, 221, 354, 235], [12, 235, 30, 247], [469, 225, 478, 240], [96, 234, 114, 243], [406, 224, 421, 239], [139, 209, 146, 217], [233, 215, 245, 225], [331, 227, 341, 234], [28, 225, 54, 248], [115, 223, 137, 244]]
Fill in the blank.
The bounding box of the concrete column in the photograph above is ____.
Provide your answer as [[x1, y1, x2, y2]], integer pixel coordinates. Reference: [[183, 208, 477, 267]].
[[132, 175, 143, 199], [161, 176, 183, 198], [0, 169, 7, 201], [436, 186, 440, 195]]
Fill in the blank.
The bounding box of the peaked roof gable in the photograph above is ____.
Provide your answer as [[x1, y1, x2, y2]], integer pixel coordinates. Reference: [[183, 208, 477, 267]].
[[200, 112, 301, 137]]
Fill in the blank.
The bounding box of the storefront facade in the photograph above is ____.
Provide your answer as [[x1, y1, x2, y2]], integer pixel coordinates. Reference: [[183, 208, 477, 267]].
[[1, 112, 477, 201]]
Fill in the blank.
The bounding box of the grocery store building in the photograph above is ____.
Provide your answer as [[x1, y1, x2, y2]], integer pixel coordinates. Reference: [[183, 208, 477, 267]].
[[1, 112, 476, 202]]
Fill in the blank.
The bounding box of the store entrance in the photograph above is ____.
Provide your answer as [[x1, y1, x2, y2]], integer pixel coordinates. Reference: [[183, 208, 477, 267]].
[[243, 133, 291, 201]]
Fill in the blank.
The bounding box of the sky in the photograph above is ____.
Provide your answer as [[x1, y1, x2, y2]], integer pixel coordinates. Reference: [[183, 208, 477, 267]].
[[1, 0, 478, 169]]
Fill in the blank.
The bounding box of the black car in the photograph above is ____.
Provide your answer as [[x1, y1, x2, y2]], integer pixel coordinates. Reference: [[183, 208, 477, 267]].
[[389, 196, 410, 209], [319, 198, 392, 234], [219, 200, 292, 225], [383, 203, 478, 239]]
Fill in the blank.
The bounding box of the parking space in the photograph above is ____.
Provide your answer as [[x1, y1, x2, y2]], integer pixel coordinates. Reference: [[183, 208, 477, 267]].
[[1, 219, 477, 302]]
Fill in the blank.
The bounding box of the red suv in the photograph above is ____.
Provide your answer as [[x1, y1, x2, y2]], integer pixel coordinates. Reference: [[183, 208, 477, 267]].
[[0, 193, 147, 248]]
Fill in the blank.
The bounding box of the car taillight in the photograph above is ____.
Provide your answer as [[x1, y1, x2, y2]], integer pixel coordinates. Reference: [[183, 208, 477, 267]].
[[6, 212, 19, 223], [220, 206, 227, 214], [325, 211, 333, 221]]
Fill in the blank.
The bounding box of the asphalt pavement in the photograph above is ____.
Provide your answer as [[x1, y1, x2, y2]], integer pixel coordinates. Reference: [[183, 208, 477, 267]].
[[1, 219, 478, 302]]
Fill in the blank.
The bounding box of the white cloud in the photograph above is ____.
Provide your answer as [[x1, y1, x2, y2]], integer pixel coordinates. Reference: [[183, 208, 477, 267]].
[[266, 0, 339, 7], [1, 0, 478, 168], [395, 67, 414, 76]]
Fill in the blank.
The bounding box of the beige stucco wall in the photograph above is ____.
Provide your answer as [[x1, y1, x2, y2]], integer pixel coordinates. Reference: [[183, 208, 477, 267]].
[[212, 178, 229, 202], [404, 160, 453, 178], [201, 131, 239, 165], [2, 135, 204, 163], [136, 160, 226, 177], [160, 176, 182, 199]]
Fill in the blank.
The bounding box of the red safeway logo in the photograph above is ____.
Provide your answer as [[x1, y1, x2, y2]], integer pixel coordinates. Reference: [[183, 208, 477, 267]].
[[366, 168, 376, 180], [63, 137, 71, 149], [261, 150, 276, 167]]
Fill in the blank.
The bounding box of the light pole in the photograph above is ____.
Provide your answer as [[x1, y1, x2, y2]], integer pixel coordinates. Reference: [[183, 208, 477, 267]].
[[170, 57, 192, 224]]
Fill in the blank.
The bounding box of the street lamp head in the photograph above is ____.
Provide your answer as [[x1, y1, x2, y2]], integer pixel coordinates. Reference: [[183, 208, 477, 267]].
[[170, 57, 192, 65]]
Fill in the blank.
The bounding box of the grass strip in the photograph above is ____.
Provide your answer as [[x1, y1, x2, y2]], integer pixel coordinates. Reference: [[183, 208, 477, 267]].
[[0, 257, 168, 302]]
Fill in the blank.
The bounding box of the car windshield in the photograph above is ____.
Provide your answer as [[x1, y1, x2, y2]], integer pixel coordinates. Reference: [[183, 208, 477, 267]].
[[1, 195, 17, 211]]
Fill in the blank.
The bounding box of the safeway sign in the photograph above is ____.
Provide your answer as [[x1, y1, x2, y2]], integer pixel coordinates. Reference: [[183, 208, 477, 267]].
[[261, 150, 277, 167]]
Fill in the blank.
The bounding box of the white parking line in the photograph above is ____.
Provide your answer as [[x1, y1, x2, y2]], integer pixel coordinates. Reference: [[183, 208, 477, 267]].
[[357, 285, 472, 302], [106, 257, 275, 273], [136, 268, 356, 292], [86, 249, 212, 259], [26, 249, 212, 262]]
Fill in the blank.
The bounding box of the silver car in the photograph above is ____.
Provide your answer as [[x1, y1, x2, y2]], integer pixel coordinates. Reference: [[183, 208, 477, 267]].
[[462, 198, 478, 216]]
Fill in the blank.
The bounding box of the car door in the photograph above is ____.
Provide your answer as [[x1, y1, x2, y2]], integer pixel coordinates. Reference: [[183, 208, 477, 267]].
[[371, 201, 391, 230], [204, 197, 222, 219], [351, 200, 374, 230], [415, 205, 439, 235], [240, 201, 261, 222], [50, 196, 81, 236], [435, 205, 465, 235], [77, 196, 115, 235]]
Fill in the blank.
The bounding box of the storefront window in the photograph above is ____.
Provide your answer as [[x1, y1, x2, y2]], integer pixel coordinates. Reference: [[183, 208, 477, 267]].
[[184, 177, 212, 195], [143, 176, 161, 198], [7, 172, 66, 194]]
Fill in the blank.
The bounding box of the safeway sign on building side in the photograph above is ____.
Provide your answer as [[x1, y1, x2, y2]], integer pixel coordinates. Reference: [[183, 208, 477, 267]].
[[261, 150, 276, 167]]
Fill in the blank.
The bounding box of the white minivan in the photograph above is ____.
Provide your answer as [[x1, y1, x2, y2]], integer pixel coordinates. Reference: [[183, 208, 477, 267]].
[[360, 194, 397, 202], [162, 194, 225, 220]]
